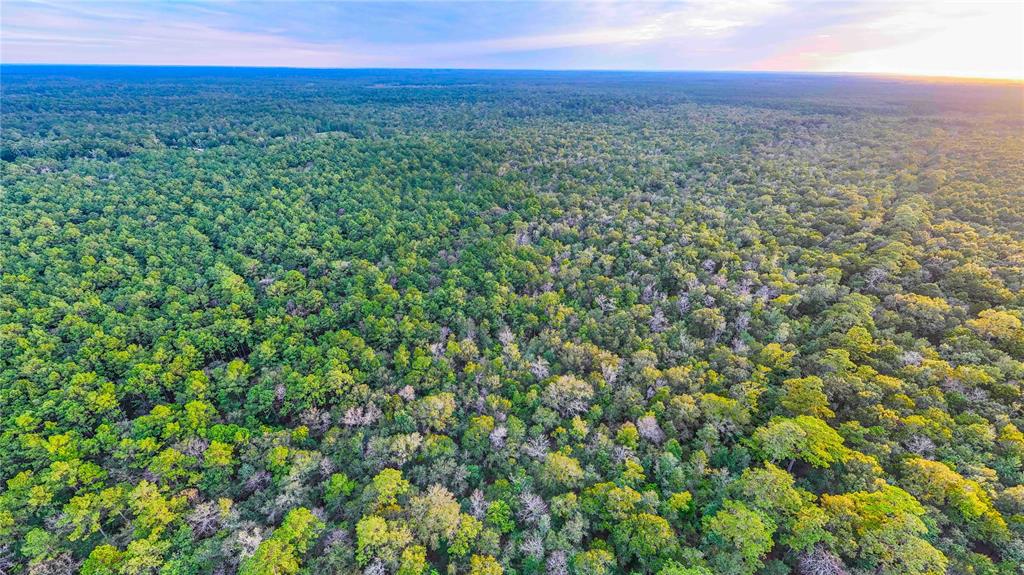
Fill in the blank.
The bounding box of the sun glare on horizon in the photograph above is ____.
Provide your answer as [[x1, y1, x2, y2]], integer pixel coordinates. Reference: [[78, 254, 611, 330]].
[[788, 1, 1024, 81]]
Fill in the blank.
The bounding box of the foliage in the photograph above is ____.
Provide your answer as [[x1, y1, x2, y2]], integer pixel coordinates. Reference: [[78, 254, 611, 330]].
[[2, 66, 1023, 575]]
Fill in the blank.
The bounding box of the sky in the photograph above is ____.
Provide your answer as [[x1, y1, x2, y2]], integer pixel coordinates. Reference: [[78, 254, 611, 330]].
[[2, 1, 1022, 80]]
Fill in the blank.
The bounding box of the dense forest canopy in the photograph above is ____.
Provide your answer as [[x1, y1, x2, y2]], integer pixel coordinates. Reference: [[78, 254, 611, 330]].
[[2, 66, 1024, 575]]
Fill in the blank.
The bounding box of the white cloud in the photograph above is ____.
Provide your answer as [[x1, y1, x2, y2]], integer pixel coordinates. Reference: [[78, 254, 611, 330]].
[[389, 0, 788, 60], [1, 1, 380, 67], [1, 0, 790, 67], [824, 1, 1023, 79], [4, 0, 1018, 78], [755, 0, 1024, 79]]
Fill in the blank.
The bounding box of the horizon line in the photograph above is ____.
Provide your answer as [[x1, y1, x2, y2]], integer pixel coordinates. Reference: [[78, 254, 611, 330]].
[[3, 62, 1022, 85]]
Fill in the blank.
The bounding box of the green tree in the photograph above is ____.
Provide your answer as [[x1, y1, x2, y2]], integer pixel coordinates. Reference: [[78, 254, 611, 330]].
[[542, 452, 585, 491], [612, 513, 676, 568], [355, 515, 413, 567], [780, 376, 834, 419], [752, 416, 848, 469], [702, 500, 775, 575], [572, 548, 616, 575], [470, 554, 504, 575], [408, 484, 461, 550], [368, 468, 411, 512], [485, 500, 515, 534], [240, 507, 324, 575], [821, 484, 947, 575]]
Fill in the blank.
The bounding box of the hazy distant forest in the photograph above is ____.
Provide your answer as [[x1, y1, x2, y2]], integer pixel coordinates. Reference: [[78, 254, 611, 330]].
[[2, 67, 1024, 575]]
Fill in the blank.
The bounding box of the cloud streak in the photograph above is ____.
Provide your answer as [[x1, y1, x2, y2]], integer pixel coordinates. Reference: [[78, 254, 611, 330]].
[[1, 0, 1021, 78]]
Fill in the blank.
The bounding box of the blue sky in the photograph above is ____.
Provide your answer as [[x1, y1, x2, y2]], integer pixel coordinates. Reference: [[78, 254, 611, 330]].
[[2, 1, 1022, 79]]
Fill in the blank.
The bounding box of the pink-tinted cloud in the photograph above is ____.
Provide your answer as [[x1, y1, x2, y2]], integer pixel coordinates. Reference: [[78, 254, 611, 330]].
[[2, 0, 1021, 78], [754, 1, 1023, 79]]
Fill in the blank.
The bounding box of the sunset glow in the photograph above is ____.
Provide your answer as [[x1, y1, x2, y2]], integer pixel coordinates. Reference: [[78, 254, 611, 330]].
[[2, 1, 1022, 80]]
